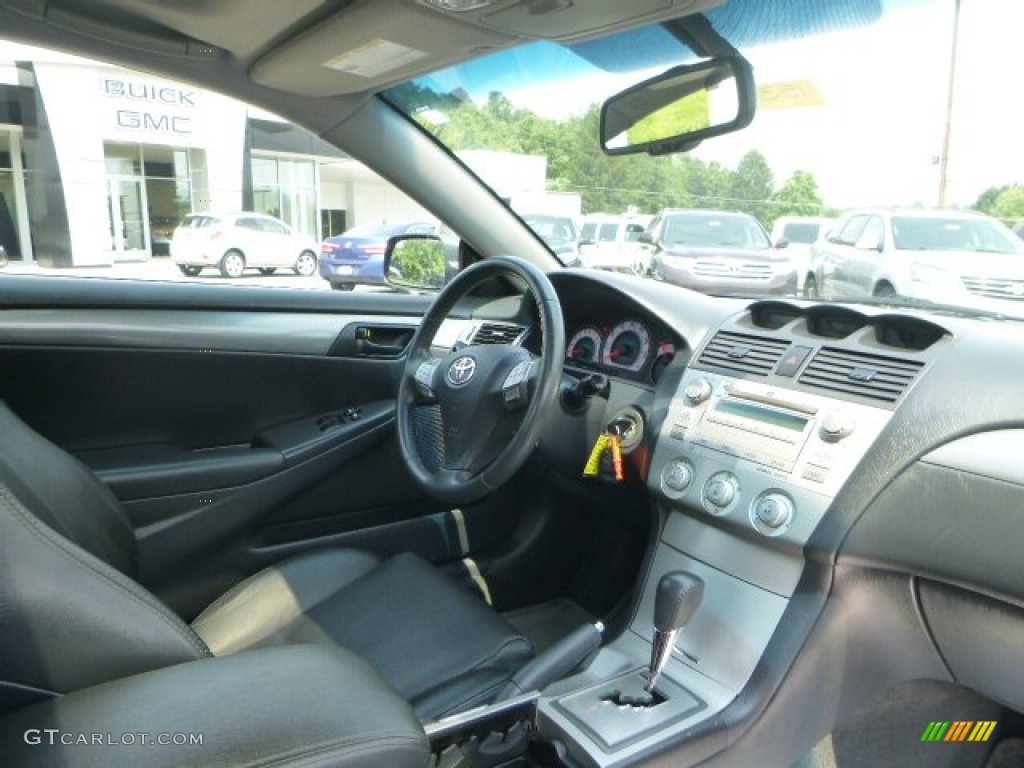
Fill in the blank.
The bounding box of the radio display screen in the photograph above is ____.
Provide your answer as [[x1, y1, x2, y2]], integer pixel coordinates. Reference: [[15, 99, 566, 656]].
[[715, 399, 808, 432]]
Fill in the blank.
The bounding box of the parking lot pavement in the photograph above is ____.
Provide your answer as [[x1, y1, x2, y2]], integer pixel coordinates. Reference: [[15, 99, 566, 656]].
[[0, 258, 391, 292]]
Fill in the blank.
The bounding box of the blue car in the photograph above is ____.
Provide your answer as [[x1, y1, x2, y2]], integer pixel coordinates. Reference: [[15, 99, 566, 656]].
[[318, 221, 439, 291]]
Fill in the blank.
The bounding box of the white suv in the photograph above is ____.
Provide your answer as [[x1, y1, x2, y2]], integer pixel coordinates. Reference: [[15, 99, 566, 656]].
[[770, 216, 835, 295], [807, 208, 1024, 308], [171, 212, 319, 278], [578, 213, 652, 275]]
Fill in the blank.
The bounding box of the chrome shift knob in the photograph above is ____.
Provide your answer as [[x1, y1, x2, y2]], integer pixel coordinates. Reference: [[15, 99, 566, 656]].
[[646, 571, 703, 693]]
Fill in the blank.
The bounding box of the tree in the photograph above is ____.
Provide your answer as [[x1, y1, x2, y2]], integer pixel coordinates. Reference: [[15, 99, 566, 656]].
[[990, 185, 1024, 228], [767, 170, 824, 229], [972, 185, 1009, 215], [729, 150, 774, 222]]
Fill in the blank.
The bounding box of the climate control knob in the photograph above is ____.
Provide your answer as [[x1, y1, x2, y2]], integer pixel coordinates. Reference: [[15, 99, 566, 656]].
[[819, 411, 855, 443], [683, 378, 713, 405], [662, 460, 694, 493], [751, 492, 795, 534], [702, 472, 739, 515]]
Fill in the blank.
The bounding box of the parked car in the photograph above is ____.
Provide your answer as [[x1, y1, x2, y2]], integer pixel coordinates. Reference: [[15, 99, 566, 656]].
[[520, 213, 581, 265], [578, 213, 652, 274], [647, 209, 796, 295], [318, 220, 439, 290], [807, 208, 1024, 308], [171, 212, 318, 278], [770, 216, 835, 295]]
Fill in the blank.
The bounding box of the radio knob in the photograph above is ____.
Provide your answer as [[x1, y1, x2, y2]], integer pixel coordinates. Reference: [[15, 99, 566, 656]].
[[704, 473, 737, 508], [662, 460, 693, 493], [754, 493, 794, 529], [820, 411, 855, 443], [683, 378, 713, 405]]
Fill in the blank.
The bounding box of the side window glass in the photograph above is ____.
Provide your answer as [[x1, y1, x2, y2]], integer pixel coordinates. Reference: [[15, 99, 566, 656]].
[[1, 46, 457, 293], [837, 215, 868, 246], [855, 216, 885, 250]]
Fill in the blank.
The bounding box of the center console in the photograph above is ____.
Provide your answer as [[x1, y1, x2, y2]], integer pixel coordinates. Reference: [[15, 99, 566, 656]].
[[537, 361, 895, 767]]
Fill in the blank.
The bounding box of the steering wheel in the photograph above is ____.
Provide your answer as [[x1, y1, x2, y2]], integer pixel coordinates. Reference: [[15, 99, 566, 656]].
[[397, 256, 565, 504]]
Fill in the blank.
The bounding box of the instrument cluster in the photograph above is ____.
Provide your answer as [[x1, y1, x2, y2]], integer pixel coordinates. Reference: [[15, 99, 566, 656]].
[[566, 318, 677, 385]]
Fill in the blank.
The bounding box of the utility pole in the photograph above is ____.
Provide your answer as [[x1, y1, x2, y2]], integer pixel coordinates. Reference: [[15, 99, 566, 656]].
[[937, 0, 962, 208]]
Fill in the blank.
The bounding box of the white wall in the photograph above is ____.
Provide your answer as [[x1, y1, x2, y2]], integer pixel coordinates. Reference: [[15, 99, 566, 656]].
[[34, 61, 247, 265]]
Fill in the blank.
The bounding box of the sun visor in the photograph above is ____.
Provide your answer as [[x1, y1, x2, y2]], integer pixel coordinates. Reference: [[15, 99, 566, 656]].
[[251, 0, 514, 97]]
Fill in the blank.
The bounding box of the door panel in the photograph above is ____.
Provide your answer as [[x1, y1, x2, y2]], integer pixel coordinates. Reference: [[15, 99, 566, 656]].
[[0, 277, 471, 618]]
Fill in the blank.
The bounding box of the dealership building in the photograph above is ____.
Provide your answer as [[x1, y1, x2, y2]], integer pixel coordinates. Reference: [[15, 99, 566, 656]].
[[0, 42, 443, 267]]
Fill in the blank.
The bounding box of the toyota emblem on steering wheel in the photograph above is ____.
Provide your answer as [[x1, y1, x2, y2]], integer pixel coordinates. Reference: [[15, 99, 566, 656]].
[[447, 356, 477, 387]]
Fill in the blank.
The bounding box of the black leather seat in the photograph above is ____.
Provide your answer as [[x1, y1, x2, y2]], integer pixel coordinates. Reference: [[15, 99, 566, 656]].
[[0, 402, 532, 721]]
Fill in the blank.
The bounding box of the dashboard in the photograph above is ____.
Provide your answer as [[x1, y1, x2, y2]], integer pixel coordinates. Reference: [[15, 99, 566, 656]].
[[531, 269, 1024, 767]]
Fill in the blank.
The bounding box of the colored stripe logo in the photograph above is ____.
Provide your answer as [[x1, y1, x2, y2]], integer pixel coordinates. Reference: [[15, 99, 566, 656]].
[[921, 721, 997, 742]]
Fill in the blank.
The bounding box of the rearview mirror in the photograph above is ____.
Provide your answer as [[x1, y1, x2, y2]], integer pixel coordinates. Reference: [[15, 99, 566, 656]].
[[384, 235, 447, 291], [600, 55, 755, 156]]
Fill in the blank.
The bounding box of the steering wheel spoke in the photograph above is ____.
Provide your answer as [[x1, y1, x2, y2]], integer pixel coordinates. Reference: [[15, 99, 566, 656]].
[[412, 356, 443, 401], [501, 358, 536, 410]]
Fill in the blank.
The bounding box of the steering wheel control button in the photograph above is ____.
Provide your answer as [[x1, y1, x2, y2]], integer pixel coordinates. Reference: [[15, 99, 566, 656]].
[[502, 360, 534, 408], [819, 411, 855, 443], [751, 492, 795, 536], [683, 378, 713, 405], [661, 459, 694, 497], [447, 356, 477, 387], [414, 359, 442, 398], [702, 472, 739, 515]]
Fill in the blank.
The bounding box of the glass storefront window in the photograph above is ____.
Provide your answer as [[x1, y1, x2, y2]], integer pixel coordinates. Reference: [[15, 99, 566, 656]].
[[104, 142, 142, 175], [102, 142, 208, 256], [252, 156, 277, 187], [251, 154, 317, 237]]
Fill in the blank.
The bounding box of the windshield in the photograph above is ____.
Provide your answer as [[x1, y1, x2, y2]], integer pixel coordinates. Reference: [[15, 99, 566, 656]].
[[891, 216, 1024, 253], [662, 212, 771, 249], [782, 222, 826, 244], [522, 215, 577, 243], [385, 0, 1024, 314]]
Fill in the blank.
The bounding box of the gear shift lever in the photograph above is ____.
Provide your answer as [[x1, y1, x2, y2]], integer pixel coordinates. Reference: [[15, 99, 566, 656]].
[[646, 571, 704, 693]]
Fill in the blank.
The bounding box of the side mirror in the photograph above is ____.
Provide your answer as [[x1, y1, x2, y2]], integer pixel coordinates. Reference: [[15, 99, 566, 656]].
[[384, 235, 447, 291], [774, 238, 790, 249], [600, 55, 756, 156], [637, 232, 655, 245]]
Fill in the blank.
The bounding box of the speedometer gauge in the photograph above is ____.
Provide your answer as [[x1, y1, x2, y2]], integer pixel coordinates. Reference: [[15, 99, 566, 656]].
[[602, 320, 651, 372], [567, 327, 602, 364]]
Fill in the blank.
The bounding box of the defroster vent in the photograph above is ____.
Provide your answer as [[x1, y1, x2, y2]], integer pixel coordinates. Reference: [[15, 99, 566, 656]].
[[697, 331, 789, 376], [799, 347, 924, 403]]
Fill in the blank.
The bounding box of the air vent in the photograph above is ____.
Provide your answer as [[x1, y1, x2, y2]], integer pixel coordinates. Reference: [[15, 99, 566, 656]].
[[799, 347, 924, 403], [697, 331, 790, 376], [471, 322, 525, 345]]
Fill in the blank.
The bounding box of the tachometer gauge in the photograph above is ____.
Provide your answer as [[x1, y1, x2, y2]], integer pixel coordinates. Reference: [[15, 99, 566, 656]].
[[602, 320, 651, 372], [566, 327, 602, 365]]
